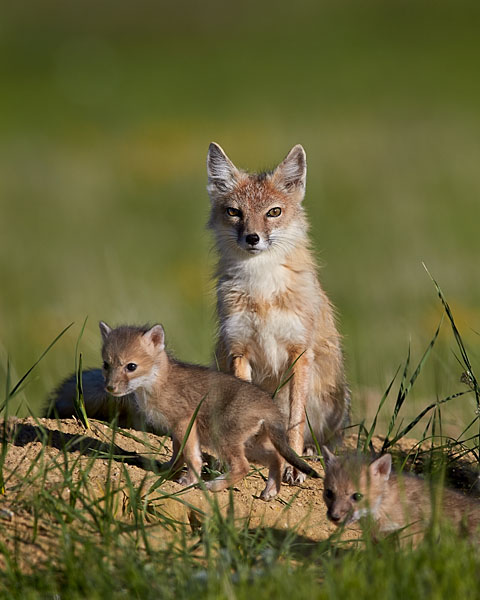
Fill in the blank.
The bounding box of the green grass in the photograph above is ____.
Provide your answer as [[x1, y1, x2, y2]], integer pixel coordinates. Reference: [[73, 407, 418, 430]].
[[4, 533, 480, 600]]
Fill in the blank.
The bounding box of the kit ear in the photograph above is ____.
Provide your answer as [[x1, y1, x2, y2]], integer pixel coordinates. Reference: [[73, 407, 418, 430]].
[[143, 324, 165, 351], [99, 321, 112, 342], [207, 142, 239, 195], [369, 454, 392, 481], [321, 446, 338, 468], [272, 144, 307, 194]]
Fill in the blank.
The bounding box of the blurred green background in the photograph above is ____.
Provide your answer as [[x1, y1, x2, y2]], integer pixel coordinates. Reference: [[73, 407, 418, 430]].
[[1, 0, 479, 432]]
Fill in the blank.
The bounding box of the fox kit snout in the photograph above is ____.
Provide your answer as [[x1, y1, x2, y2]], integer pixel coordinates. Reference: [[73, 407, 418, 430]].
[[100, 321, 319, 500], [207, 142, 350, 485]]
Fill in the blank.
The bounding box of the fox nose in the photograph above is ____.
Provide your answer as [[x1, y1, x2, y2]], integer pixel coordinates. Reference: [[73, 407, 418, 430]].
[[328, 512, 341, 523], [245, 233, 260, 246], [106, 384, 115, 393]]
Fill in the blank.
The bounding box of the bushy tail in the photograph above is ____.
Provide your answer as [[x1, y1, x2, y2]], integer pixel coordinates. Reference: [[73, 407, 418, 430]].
[[266, 420, 320, 478]]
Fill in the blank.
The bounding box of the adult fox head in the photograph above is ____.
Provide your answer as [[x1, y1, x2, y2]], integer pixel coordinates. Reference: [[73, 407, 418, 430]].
[[207, 143, 308, 257]]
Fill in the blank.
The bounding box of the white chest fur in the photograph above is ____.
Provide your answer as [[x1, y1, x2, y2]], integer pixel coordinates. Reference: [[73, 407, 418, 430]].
[[224, 308, 306, 379], [227, 251, 290, 298], [219, 255, 308, 379]]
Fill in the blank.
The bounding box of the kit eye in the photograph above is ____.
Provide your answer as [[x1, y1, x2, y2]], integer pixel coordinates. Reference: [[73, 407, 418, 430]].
[[352, 492, 363, 502], [324, 488, 334, 500], [102, 361, 109, 370], [226, 207, 241, 217], [126, 363, 137, 372], [266, 207, 282, 218]]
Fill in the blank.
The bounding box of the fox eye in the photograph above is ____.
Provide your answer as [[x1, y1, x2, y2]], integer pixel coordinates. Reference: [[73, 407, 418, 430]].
[[324, 488, 334, 500], [226, 207, 241, 218], [103, 361, 109, 370], [126, 363, 137, 372], [352, 492, 363, 502], [266, 207, 282, 218]]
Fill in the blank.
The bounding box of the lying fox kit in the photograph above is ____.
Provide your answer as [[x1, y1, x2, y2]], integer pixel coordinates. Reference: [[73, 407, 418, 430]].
[[321, 447, 480, 542], [100, 322, 319, 500], [207, 142, 349, 484]]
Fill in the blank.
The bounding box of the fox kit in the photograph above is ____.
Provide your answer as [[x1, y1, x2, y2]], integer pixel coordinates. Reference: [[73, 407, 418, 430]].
[[99, 322, 319, 500], [207, 142, 349, 484], [321, 447, 480, 542]]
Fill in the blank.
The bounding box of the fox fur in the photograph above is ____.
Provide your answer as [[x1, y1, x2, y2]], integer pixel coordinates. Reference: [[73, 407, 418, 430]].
[[207, 142, 350, 483]]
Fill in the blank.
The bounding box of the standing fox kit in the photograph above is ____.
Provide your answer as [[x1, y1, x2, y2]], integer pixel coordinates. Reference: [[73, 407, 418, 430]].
[[100, 322, 319, 500], [321, 447, 480, 542], [207, 142, 349, 483]]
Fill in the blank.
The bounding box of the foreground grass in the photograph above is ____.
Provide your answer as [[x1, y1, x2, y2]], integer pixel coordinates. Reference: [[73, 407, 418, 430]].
[[2, 514, 480, 600], [0, 284, 479, 599]]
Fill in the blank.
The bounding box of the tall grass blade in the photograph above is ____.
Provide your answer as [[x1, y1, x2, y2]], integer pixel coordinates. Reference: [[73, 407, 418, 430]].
[[305, 410, 322, 462], [148, 394, 208, 493], [424, 265, 479, 406], [382, 319, 442, 452], [74, 316, 88, 376], [384, 344, 411, 444], [173, 394, 207, 472], [272, 351, 306, 399], [1, 359, 11, 416], [74, 353, 90, 430], [5, 322, 74, 402], [424, 265, 480, 455], [383, 391, 468, 449], [4, 322, 73, 412], [72, 317, 90, 429], [0, 360, 12, 492], [364, 365, 400, 452]]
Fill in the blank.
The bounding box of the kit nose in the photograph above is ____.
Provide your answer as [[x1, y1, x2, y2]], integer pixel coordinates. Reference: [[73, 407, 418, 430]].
[[328, 512, 341, 522], [245, 233, 260, 246]]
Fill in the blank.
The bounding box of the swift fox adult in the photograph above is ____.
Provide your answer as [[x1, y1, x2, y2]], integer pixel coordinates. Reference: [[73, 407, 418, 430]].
[[321, 447, 480, 543], [99, 321, 319, 500], [207, 142, 349, 483]]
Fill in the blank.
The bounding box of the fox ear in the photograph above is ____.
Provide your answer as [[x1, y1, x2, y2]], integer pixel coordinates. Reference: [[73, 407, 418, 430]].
[[321, 446, 337, 468], [99, 321, 112, 342], [273, 144, 307, 194], [143, 324, 165, 351], [207, 142, 238, 195], [369, 454, 392, 481]]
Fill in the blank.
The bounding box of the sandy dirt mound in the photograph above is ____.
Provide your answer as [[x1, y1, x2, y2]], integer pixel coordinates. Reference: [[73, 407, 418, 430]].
[[1, 417, 478, 569]]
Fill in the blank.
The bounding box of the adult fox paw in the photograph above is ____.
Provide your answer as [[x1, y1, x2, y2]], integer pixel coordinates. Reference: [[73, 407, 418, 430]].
[[177, 474, 197, 487], [260, 486, 278, 501], [283, 466, 307, 485]]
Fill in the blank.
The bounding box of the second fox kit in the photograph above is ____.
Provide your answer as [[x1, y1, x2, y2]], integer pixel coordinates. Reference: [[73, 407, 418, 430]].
[[100, 322, 319, 500], [207, 142, 349, 483], [321, 447, 480, 542]]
